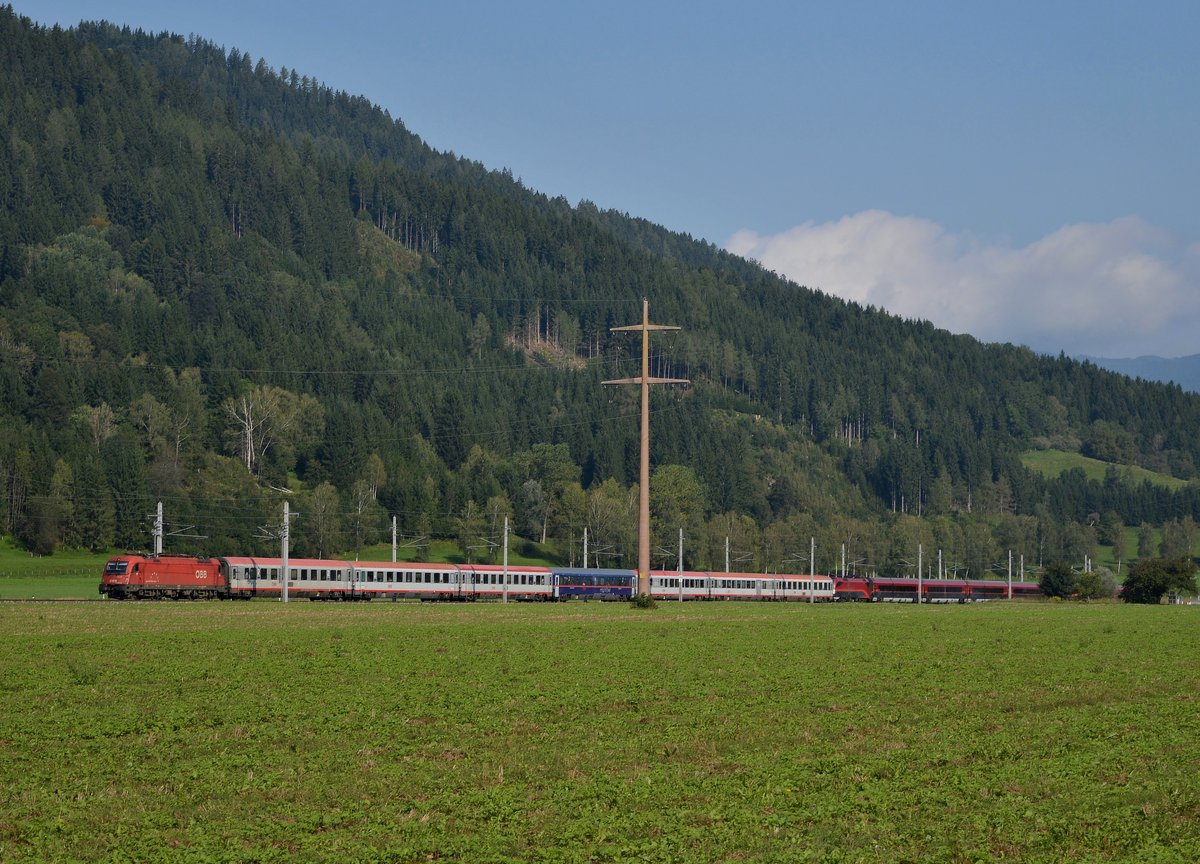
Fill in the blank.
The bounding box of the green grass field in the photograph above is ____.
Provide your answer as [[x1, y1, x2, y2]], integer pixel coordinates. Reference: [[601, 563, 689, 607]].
[[1020, 449, 1188, 490], [1, 601, 1196, 863], [0, 538, 108, 599]]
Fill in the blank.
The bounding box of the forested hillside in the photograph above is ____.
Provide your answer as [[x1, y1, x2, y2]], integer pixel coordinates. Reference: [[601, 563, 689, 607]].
[[3, 7, 1199, 577]]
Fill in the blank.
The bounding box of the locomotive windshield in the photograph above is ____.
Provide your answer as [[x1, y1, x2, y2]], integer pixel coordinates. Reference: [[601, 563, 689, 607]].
[[104, 560, 129, 575]]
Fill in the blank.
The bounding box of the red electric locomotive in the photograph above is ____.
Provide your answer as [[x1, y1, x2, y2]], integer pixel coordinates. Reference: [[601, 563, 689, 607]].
[[100, 554, 225, 600]]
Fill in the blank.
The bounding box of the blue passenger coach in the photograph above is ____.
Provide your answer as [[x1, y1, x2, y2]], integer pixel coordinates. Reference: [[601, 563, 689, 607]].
[[552, 567, 635, 600]]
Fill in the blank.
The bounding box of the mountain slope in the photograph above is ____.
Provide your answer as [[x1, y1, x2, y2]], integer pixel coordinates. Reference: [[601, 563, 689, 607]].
[[2, 8, 1199, 573]]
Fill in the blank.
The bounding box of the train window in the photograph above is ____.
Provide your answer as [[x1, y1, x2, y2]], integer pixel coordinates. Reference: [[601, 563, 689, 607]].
[[320, 570, 327, 581]]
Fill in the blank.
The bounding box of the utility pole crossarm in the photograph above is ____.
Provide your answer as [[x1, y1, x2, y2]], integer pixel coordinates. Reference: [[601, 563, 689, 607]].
[[602, 377, 690, 386], [611, 324, 681, 332]]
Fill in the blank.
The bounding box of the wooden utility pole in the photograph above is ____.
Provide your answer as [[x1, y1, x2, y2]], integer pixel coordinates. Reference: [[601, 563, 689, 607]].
[[604, 299, 687, 597]]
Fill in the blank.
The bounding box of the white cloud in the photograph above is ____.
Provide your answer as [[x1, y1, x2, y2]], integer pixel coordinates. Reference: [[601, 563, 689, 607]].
[[726, 212, 1200, 358]]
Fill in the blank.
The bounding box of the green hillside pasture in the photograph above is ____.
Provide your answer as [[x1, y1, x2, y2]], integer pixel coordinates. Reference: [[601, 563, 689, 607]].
[[2, 602, 1197, 863], [0, 540, 109, 599], [1021, 449, 1188, 490]]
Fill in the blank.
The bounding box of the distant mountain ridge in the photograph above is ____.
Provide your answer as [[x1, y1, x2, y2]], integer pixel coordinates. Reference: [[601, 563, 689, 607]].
[[1079, 355, 1200, 393]]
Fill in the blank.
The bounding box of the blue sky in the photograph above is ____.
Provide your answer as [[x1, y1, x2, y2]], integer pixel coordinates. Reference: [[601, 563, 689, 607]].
[[23, 1, 1200, 357]]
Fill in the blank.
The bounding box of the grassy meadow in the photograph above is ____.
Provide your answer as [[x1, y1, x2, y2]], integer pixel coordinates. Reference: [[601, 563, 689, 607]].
[[1, 601, 1197, 863], [0, 538, 107, 600], [1020, 449, 1188, 490]]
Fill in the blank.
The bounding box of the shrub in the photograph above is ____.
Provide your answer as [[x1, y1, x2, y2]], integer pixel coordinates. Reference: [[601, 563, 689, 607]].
[[629, 593, 657, 610]]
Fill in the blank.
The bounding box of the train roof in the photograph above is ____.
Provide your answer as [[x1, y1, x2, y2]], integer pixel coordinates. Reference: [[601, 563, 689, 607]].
[[349, 560, 467, 571], [220, 556, 352, 568], [551, 567, 635, 576], [464, 563, 552, 573]]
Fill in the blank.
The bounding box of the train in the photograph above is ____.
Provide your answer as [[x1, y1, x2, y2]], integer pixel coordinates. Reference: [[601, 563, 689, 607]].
[[833, 575, 1042, 602], [99, 553, 1043, 602]]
